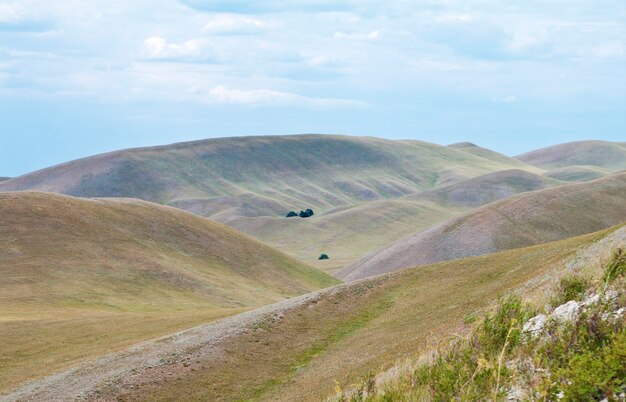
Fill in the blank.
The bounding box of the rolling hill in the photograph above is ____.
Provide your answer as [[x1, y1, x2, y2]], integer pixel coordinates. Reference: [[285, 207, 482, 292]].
[[227, 169, 562, 272], [516, 140, 626, 171], [544, 165, 613, 182], [7, 225, 624, 401], [407, 168, 561, 208], [448, 142, 541, 170], [0, 135, 544, 221], [338, 172, 626, 281], [0, 191, 338, 393]]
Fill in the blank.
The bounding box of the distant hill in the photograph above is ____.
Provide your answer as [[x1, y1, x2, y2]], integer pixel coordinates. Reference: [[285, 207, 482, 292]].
[[407, 169, 562, 208], [229, 169, 562, 271], [544, 165, 612, 182], [448, 142, 539, 170], [338, 172, 626, 280], [0, 177, 9, 182], [516, 140, 626, 171], [0, 191, 338, 392], [0, 135, 544, 219]]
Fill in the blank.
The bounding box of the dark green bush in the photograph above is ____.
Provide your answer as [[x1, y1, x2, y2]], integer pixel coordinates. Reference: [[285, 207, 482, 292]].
[[299, 208, 314, 218], [285, 211, 298, 218], [319, 254, 329, 260]]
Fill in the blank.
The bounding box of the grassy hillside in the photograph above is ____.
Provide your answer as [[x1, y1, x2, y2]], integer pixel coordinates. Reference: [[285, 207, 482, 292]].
[[333, 248, 626, 401], [516, 140, 626, 171], [339, 172, 626, 280], [448, 142, 540, 171], [228, 169, 561, 272], [66, 226, 624, 402], [0, 191, 338, 393], [0, 135, 545, 220], [407, 169, 562, 208], [545, 165, 613, 182]]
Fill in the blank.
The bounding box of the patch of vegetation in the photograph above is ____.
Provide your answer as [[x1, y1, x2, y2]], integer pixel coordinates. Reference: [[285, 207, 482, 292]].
[[535, 309, 626, 400], [285, 208, 315, 218], [551, 275, 590, 306], [334, 249, 626, 402], [319, 254, 330, 260], [300, 208, 315, 218], [603, 248, 626, 286]]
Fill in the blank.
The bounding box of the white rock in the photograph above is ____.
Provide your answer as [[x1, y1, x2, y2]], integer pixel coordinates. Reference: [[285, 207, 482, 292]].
[[507, 385, 525, 401], [552, 301, 580, 323], [604, 307, 625, 322], [522, 314, 548, 338], [581, 293, 599, 307], [604, 290, 619, 302]]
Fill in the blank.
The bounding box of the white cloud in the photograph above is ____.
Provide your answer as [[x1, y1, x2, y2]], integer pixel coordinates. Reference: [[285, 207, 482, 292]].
[[141, 36, 222, 62], [0, 3, 22, 23], [209, 85, 367, 107], [202, 15, 274, 34], [334, 30, 379, 40]]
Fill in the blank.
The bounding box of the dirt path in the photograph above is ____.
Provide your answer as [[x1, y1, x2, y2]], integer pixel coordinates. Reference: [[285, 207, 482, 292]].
[[1, 286, 337, 402]]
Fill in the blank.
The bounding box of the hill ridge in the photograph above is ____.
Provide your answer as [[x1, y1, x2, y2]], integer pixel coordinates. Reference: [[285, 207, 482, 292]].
[[338, 171, 626, 280]]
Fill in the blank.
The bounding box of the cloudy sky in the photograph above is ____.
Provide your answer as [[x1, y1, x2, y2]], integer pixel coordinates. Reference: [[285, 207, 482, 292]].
[[0, 0, 624, 176]]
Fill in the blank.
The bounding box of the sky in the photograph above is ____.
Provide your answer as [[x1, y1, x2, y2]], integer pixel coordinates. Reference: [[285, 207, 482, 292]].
[[0, 0, 624, 177]]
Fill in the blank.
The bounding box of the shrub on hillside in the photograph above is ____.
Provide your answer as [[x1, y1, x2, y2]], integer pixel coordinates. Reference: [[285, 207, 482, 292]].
[[319, 254, 329, 260], [285, 209, 314, 218], [299, 208, 314, 218]]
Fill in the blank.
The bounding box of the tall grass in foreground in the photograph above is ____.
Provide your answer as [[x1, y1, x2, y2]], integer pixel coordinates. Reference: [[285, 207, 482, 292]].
[[331, 249, 626, 401]]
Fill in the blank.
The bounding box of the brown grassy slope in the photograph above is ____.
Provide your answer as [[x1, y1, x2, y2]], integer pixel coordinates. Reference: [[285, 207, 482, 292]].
[[516, 140, 626, 171], [0, 191, 338, 393], [100, 227, 622, 402], [0, 135, 544, 219], [338, 172, 626, 281]]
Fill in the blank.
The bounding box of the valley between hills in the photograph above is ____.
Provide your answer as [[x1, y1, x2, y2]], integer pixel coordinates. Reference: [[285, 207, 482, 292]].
[[1, 135, 625, 401]]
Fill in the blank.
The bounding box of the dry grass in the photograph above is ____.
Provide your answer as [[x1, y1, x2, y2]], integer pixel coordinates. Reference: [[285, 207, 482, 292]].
[[0, 192, 338, 393], [111, 226, 620, 401]]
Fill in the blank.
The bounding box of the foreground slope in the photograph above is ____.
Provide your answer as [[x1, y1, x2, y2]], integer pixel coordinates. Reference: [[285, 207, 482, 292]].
[[516, 140, 626, 171], [0, 192, 338, 393], [0, 135, 543, 220], [339, 172, 626, 280], [7, 226, 624, 401]]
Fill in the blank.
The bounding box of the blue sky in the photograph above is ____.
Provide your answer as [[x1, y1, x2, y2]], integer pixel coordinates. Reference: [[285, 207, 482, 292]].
[[0, 0, 624, 176]]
